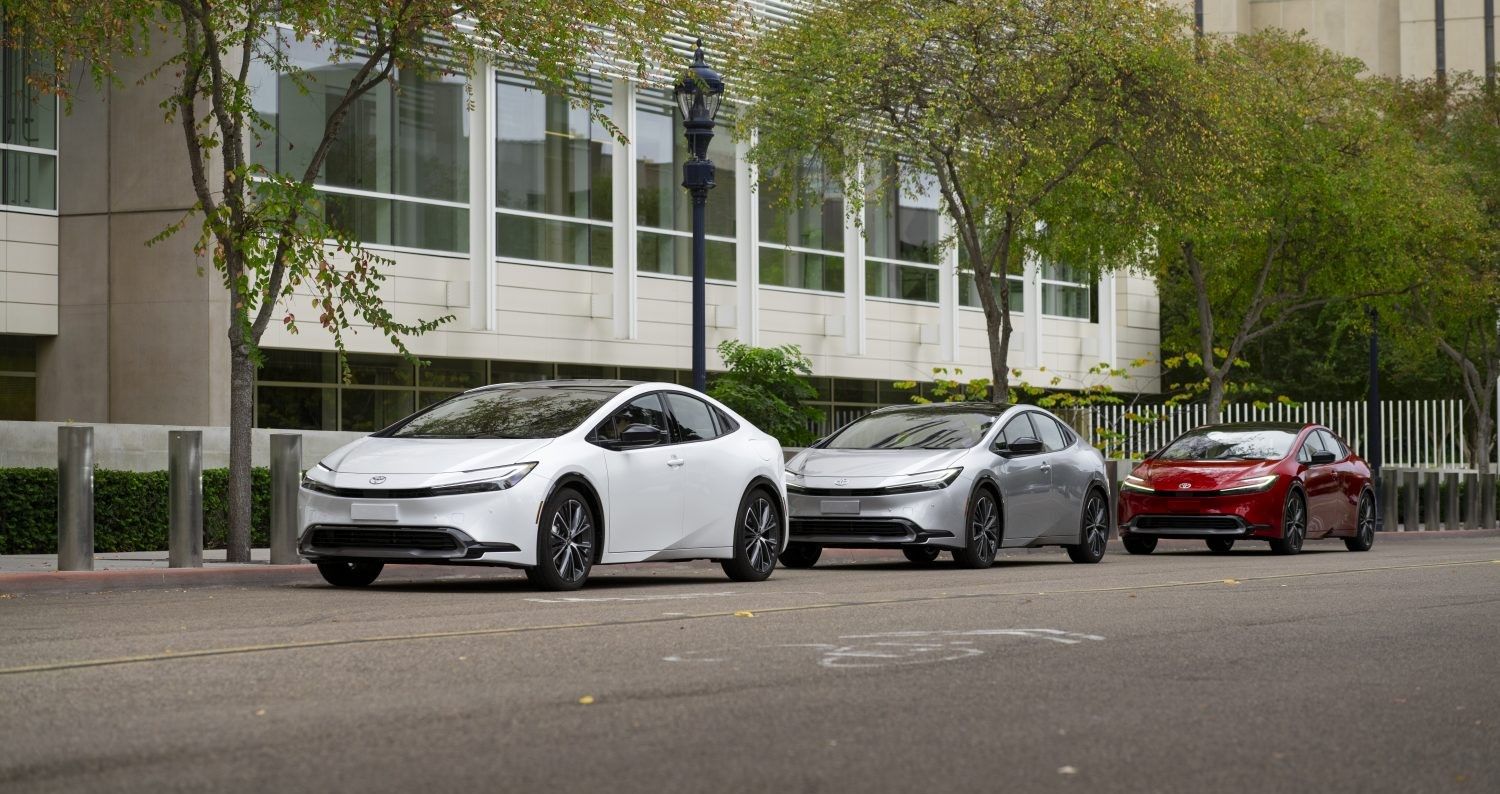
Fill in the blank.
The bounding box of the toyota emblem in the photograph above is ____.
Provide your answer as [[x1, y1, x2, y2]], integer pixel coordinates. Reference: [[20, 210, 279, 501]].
[[1177, 482, 1192, 490], [834, 478, 849, 486], [369, 475, 388, 485]]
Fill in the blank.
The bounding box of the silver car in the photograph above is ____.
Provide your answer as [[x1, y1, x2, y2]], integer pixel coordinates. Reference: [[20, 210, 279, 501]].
[[782, 403, 1111, 568]]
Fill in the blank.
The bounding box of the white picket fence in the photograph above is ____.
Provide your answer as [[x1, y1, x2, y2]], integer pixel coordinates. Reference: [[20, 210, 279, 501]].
[[1085, 400, 1471, 468]]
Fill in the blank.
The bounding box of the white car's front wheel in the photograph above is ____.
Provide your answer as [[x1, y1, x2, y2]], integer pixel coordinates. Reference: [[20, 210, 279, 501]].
[[525, 487, 596, 591]]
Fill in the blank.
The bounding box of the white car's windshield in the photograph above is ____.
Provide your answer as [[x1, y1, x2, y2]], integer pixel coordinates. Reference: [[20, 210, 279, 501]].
[[824, 409, 998, 450], [1157, 428, 1299, 461], [387, 384, 626, 439]]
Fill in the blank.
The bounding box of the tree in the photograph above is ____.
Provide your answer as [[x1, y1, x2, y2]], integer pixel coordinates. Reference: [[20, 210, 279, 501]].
[[734, 0, 1185, 401], [5, 0, 725, 560], [1138, 30, 1473, 422], [708, 341, 823, 447], [1385, 77, 1499, 522]]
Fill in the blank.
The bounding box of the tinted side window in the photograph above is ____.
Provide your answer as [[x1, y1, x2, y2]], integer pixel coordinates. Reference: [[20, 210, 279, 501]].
[[1031, 414, 1069, 452], [998, 414, 1037, 447], [1298, 431, 1326, 463], [595, 394, 671, 444], [1315, 430, 1345, 459], [664, 393, 720, 442], [712, 406, 740, 435]]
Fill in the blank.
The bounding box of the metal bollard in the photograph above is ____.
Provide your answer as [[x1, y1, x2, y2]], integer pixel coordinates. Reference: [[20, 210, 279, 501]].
[[270, 434, 302, 565], [1444, 471, 1460, 531], [1423, 471, 1440, 532], [168, 431, 204, 567], [57, 426, 94, 571], [1402, 470, 1420, 531], [1462, 471, 1478, 530], [1379, 468, 1398, 532]]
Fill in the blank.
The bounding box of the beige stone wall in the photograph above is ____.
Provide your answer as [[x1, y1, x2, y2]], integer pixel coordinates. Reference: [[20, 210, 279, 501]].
[[0, 212, 58, 335]]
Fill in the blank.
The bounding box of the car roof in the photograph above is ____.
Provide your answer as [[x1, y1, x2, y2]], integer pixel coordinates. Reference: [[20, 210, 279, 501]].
[[1195, 421, 1312, 432], [471, 378, 643, 392], [870, 401, 1014, 417]]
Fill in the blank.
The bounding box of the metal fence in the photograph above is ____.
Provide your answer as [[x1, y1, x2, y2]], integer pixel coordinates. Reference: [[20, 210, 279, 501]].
[[1085, 400, 1471, 468]]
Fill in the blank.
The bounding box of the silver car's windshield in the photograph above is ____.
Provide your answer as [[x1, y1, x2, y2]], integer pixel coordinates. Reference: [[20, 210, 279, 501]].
[[1157, 428, 1298, 461], [387, 385, 625, 439], [824, 409, 996, 450]]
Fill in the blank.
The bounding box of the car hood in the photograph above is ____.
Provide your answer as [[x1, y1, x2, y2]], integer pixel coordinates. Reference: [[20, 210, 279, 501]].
[[789, 448, 969, 488], [320, 436, 556, 475], [1134, 459, 1281, 493]]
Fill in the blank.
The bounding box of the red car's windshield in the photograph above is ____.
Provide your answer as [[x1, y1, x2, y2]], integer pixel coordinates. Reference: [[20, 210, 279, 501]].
[[1157, 428, 1299, 461]]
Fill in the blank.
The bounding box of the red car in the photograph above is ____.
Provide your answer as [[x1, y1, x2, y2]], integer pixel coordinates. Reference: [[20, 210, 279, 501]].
[[1117, 422, 1376, 555]]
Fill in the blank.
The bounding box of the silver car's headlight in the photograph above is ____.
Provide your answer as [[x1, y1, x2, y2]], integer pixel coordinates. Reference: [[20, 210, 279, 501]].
[[880, 468, 963, 494], [1218, 474, 1278, 494]]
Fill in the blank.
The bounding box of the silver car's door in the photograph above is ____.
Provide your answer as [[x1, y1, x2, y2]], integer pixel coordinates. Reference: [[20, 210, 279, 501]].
[[1029, 412, 1088, 539], [993, 413, 1051, 546]]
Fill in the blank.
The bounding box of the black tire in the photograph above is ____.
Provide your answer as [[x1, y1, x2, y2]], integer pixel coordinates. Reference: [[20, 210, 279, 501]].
[[525, 487, 596, 591], [902, 546, 942, 565], [1345, 491, 1376, 552], [953, 488, 1001, 569], [1206, 538, 1235, 554], [1271, 490, 1307, 556], [780, 543, 822, 569], [1066, 488, 1110, 564], [316, 560, 383, 587], [721, 488, 781, 582], [1122, 534, 1157, 555]]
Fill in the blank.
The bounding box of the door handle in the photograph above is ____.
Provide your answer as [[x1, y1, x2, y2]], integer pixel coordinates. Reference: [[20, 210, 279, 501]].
[[666, 457, 685, 468], [1039, 462, 1052, 472]]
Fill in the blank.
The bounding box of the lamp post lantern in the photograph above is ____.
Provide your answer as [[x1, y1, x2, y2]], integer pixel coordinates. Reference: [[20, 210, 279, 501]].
[[675, 39, 725, 393]]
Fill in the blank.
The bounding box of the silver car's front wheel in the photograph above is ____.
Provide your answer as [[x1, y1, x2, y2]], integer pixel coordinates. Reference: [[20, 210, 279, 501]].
[[953, 489, 1000, 569]]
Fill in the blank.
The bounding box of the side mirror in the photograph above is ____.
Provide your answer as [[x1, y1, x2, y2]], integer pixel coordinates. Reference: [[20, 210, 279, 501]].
[[614, 424, 665, 449], [1310, 450, 1337, 465], [998, 436, 1044, 457]]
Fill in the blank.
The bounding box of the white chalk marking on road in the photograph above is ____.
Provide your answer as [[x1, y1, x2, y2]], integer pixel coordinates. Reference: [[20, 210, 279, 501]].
[[664, 628, 1105, 669]]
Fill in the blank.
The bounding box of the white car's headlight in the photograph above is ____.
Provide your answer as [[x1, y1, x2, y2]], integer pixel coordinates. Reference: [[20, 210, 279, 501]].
[[430, 462, 538, 496], [1121, 475, 1153, 493], [1219, 474, 1278, 494]]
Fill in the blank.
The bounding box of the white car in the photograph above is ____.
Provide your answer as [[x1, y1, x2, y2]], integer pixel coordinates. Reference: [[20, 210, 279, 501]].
[[298, 380, 787, 590]]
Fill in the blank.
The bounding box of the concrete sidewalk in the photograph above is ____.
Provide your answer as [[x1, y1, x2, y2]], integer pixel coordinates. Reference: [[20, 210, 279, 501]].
[[2, 530, 1495, 597]]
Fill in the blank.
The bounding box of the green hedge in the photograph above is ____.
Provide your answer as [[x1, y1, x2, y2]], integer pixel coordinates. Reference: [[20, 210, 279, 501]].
[[0, 468, 272, 554]]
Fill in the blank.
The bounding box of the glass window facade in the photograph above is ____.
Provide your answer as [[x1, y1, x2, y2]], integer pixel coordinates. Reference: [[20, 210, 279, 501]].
[[1, 21, 57, 212], [865, 164, 940, 302], [759, 159, 844, 293], [636, 90, 736, 280], [1041, 261, 1096, 321], [0, 335, 36, 420], [495, 73, 613, 268], [957, 245, 1026, 312], [251, 36, 469, 252]]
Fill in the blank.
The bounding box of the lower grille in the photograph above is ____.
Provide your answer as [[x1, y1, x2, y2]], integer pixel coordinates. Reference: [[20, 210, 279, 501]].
[[308, 528, 461, 552], [1134, 515, 1242, 531], [791, 519, 914, 537]]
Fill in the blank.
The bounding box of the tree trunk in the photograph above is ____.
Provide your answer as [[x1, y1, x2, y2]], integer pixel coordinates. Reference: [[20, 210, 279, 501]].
[[226, 342, 255, 562], [1474, 407, 1495, 529], [1205, 370, 1226, 424]]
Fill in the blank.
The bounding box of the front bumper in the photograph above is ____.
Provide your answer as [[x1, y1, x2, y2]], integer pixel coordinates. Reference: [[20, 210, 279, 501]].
[[1118, 489, 1281, 541], [297, 473, 551, 566], [786, 482, 967, 548]]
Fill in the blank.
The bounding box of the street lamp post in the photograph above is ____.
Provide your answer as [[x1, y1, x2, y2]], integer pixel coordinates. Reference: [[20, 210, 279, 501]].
[[675, 39, 725, 393], [1368, 306, 1383, 530]]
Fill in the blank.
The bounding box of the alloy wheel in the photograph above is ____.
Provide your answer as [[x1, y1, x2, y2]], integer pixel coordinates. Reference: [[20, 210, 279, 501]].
[[1275, 493, 1306, 555], [549, 498, 593, 583], [970, 494, 999, 562], [1358, 497, 1375, 544], [1083, 492, 1108, 558], [742, 496, 779, 575]]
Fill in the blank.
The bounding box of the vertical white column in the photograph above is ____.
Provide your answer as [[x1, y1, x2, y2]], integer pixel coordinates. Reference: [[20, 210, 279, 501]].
[[611, 78, 639, 340], [735, 135, 759, 344], [468, 61, 496, 331], [1022, 254, 1042, 370], [843, 164, 867, 356], [937, 212, 958, 362], [1097, 272, 1117, 371]]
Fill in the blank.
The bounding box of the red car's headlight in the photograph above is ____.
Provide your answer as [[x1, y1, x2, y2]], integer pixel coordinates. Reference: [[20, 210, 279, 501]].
[[1219, 475, 1278, 494]]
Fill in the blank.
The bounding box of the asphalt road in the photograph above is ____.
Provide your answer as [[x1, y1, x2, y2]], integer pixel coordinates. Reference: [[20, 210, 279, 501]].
[[2, 535, 1498, 793]]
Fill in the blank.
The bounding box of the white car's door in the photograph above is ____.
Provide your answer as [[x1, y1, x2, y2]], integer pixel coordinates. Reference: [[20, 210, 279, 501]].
[[597, 393, 685, 552], [662, 392, 745, 549]]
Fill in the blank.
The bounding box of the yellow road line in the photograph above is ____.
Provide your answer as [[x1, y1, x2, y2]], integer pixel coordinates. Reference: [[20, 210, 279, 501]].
[[2, 557, 1495, 677]]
